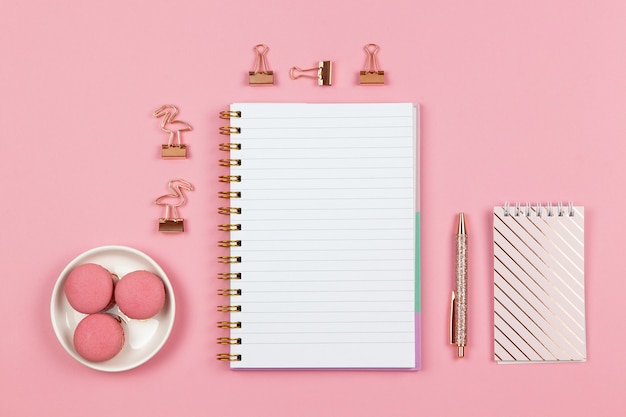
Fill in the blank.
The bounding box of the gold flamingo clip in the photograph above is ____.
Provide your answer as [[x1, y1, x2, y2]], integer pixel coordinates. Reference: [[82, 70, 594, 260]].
[[249, 44, 274, 85], [153, 104, 192, 159], [155, 178, 194, 232], [290, 60, 333, 86], [359, 44, 385, 85]]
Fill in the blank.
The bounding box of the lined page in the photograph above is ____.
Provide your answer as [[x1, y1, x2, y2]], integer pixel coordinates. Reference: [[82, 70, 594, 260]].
[[227, 103, 417, 369]]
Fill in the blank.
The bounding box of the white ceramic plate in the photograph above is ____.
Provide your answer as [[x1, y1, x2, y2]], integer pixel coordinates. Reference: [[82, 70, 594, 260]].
[[51, 245, 175, 372]]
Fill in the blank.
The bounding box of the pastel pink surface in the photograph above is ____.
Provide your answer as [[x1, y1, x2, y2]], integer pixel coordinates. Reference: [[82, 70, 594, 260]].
[[64, 263, 114, 314], [115, 271, 165, 319], [73, 314, 125, 362], [2, 1, 626, 417]]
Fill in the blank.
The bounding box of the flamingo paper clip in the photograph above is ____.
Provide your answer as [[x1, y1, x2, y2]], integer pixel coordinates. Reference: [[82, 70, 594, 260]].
[[155, 178, 194, 232], [153, 104, 192, 159]]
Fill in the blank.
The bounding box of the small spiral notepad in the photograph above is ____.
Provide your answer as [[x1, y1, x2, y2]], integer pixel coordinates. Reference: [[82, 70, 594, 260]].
[[216, 103, 420, 369], [493, 202, 586, 363]]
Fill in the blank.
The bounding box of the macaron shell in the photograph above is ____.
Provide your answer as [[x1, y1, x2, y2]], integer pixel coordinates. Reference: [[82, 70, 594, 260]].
[[73, 314, 125, 362], [115, 270, 165, 319], [64, 263, 115, 314]]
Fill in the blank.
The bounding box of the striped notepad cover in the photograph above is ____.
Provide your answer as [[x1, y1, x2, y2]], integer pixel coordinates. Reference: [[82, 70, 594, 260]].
[[493, 204, 586, 363]]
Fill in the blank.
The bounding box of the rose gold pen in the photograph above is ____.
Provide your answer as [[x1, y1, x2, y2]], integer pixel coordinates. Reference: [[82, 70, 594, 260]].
[[450, 213, 467, 358]]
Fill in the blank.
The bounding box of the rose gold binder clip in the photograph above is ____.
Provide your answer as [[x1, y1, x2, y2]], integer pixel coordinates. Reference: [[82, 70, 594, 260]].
[[249, 44, 274, 85], [153, 104, 192, 159], [290, 60, 333, 86], [154, 178, 194, 232], [359, 44, 385, 85]]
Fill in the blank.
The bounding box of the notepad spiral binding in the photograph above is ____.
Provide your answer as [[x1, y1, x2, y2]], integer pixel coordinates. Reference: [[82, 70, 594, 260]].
[[217, 109, 243, 362], [502, 201, 575, 217]]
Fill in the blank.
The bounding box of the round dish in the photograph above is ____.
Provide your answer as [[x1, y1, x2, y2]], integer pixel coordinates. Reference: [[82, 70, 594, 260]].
[[50, 246, 175, 372]]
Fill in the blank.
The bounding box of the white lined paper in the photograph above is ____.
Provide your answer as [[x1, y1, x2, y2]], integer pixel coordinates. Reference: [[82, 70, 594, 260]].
[[223, 103, 418, 369]]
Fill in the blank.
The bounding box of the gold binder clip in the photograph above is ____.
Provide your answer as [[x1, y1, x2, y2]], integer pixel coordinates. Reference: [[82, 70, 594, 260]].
[[154, 178, 194, 232], [153, 105, 192, 159], [249, 44, 274, 85], [359, 44, 385, 85], [290, 61, 333, 86]]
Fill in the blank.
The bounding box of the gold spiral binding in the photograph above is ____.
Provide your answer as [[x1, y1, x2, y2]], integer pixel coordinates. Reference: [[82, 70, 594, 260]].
[[218, 272, 242, 280], [218, 305, 242, 312], [218, 256, 242, 264], [219, 126, 241, 135], [219, 191, 241, 199], [218, 109, 244, 365], [218, 207, 242, 215], [217, 337, 242, 345], [218, 288, 242, 296], [218, 240, 242, 247], [219, 158, 242, 166], [217, 321, 242, 329], [219, 110, 242, 119], [217, 353, 242, 362], [219, 175, 241, 183], [218, 224, 241, 231], [219, 143, 241, 151]]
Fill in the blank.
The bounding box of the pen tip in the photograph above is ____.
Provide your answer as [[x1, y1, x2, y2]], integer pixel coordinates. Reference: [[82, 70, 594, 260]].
[[457, 213, 466, 235]]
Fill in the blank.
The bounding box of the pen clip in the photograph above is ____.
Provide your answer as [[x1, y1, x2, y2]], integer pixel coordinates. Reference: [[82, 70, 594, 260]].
[[449, 291, 456, 345]]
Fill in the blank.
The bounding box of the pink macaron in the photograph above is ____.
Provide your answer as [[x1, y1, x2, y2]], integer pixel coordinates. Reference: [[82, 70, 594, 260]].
[[73, 313, 125, 362], [64, 263, 116, 314], [115, 270, 166, 319]]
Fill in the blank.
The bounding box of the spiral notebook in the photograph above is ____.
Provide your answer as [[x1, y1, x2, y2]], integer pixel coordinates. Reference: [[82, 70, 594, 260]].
[[216, 103, 420, 369], [493, 202, 586, 363]]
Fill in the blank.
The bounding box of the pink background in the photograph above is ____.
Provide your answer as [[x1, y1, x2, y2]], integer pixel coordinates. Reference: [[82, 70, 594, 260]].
[[1, 1, 625, 415]]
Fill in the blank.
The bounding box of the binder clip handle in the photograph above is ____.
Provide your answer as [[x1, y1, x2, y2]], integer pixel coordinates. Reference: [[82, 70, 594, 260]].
[[252, 44, 270, 74], [359, 43, 385, 85], [364, 43, 381, 73], [249, 44, 274, 85]]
